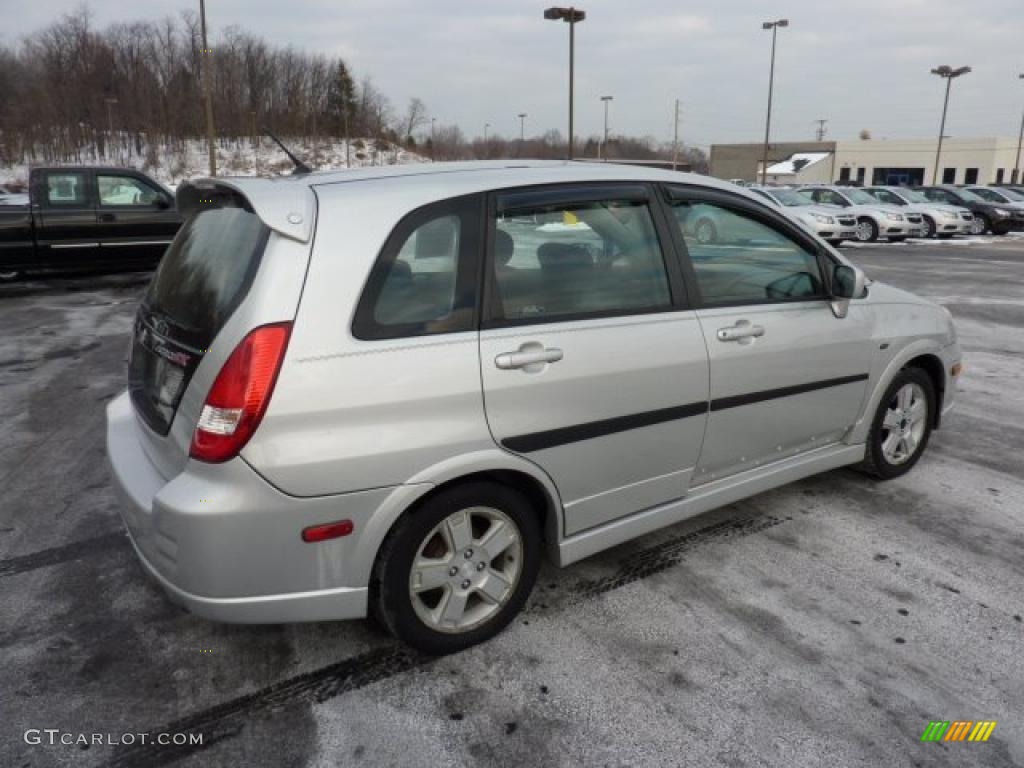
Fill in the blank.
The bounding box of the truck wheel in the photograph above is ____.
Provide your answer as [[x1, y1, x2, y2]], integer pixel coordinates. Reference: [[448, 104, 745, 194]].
[[855, 218, 878, 242], [372, 482, 541, 655], [858, 368, 935, 480]]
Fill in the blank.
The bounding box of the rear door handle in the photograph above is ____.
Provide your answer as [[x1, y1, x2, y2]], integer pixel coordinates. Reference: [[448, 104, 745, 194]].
[[99, 213, 116, 222], [716, 322, 765, 342], [495, 345, 563, 370]]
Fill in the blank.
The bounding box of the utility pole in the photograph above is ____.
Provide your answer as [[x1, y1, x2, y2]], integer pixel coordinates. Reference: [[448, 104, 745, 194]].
[[199, 0, 217, 176], [1013, 73, 1024, 184], [760, 19, 788, 185], [600, 95, 612, 160], [814, 118, 828, 142], [430, 117, 436, 162], [930, 65, 971, 184], [672, 99, 681, 171], [104, 97, 118, 162]]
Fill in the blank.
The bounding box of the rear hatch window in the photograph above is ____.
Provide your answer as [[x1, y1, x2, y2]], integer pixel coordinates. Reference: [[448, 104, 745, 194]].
[[129, 200, 269, 435]]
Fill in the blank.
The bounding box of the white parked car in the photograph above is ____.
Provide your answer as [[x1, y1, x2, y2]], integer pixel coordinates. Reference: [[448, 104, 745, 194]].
[[863, 186, 973, 238], [800, 186, 925, 242], [106, 161, 962, 653], [750, 187, 858, 245]]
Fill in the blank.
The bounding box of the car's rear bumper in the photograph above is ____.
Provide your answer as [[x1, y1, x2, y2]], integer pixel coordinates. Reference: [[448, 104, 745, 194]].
[[105, 390, 393, 623]]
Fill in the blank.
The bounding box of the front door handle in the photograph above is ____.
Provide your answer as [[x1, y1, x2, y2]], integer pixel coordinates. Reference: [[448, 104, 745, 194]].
[[716, 322, 765, 342], [99, 213, 116, 222], [495, 344, 564, 370]]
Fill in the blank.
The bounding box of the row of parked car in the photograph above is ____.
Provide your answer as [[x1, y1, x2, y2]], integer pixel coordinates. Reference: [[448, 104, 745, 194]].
[[735, 183, 1024, 245]]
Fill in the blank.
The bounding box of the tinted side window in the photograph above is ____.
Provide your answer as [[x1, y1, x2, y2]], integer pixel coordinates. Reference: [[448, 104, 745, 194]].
[[490, 196, 671, 323], [670, 201, 824, 305], [353, 195, 481, 340], [45, 173, 88, 206], [98, 174, 161, 206]]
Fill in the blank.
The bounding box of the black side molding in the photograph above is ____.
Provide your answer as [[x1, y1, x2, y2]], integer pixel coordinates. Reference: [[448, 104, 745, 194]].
[[709, 374, 870, 412], [502, 402, 708, 453]]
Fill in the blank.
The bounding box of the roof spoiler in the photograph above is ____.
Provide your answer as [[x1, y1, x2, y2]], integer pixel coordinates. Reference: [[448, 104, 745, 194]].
[[176, 178, 315, 243]]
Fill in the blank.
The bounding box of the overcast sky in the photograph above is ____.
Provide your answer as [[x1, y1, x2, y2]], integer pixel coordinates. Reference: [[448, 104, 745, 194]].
[[4, 1, 1023, 148]]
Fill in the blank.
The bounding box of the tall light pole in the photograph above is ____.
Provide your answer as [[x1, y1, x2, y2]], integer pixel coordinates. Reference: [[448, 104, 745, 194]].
[[544, 7, 586, 160], [1013, 73, 1024, 184], [518, 113, 527, 143], [599, 95, 612, 160], [430, 117, 436, 162], [672, 99, 681, 171], [760, 18, 788, 185], [930, 65, 971, 184], [484, 122, 490, 144], [199, 0, 217, 176]]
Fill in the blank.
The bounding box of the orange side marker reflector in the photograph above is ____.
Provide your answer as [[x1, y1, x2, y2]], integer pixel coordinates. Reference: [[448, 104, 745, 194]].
[[302, 520, 354, 543], [951, 363, 963, 377]]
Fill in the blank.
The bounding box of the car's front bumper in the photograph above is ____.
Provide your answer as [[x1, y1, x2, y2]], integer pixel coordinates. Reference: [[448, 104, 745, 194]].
[[105, 391, 392, 623]]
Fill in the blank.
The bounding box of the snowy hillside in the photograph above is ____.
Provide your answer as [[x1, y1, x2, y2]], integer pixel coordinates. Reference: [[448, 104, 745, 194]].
[[0, 135, 429, 188]]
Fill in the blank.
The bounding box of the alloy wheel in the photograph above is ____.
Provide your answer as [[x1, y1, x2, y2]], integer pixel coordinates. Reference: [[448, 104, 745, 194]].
[[855, 220, 875, 242], [880, 383, 928, 465], [408, 506, 523, 634], [969, 216, 986, 235]]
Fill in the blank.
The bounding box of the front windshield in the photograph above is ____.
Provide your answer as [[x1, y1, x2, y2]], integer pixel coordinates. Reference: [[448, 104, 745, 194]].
[[845, 189, 877, 205], [955, 188, 985, 203], [767, 189, 810, 207], [898, 188, 931, 203], [994, 187, 1024, 201]]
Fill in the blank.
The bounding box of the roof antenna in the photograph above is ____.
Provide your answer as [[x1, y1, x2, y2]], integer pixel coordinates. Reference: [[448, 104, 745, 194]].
[[265, 131, 312, 174]]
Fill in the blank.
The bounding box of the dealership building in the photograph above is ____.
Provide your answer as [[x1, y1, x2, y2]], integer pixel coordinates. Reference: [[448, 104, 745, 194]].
[[710, 137, 1023, 186]]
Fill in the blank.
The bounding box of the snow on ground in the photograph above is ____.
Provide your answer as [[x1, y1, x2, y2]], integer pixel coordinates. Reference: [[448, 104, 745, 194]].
[[0, 136, 429, 188]]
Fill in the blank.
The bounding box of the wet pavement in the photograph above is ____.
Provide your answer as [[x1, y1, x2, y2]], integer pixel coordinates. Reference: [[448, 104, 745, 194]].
[[1, 238, 1023, 767]]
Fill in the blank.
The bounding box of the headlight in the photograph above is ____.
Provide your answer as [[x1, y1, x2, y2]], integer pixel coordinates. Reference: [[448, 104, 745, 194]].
[[993, 208, 1011, 217], [884, 212, 904, 221], [812, 214, 834, 224]]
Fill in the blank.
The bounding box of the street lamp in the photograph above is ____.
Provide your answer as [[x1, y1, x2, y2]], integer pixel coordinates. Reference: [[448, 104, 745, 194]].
[[544, 6, 586, 160], [484, 122, 490, 143], [1013, 73, 1024, 184], [430, 117, 437, 162], [600, 95, 613, 160], [518, 113, 527, 143], [930, 65, 971, 184], [759, 18, 788, 185]]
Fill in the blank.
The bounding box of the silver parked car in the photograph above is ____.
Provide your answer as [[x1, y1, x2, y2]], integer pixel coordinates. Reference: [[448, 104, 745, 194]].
[[107, 161, 962, 653], [749, 187, 858, 245], [863, 186, 973, 238], [800, 186, 925, 242]]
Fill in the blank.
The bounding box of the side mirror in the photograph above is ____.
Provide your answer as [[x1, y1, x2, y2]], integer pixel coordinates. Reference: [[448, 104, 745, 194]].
[[830, 263, 866, 318], [156, 196, 172, 210]]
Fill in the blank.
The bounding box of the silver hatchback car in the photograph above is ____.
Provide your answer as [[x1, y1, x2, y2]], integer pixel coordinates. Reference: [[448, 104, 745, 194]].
[[107, 161, 962, 653]]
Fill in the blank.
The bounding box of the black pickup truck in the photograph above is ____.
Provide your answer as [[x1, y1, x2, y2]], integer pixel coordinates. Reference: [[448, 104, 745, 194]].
[[0, 167, 182, 280]]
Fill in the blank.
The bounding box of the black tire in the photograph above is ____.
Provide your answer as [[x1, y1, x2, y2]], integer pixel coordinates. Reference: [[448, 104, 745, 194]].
[[856, 217, 879, 242], [992, 228, 1008, 237], [888, 236, 907, 243], [372, 482, 541, 655], [858, 367, 935, 480], [921, 216, 936, 238], [976, 214, 992, 235], [694, 218, 718, 245], [937, 233, 954, 239]]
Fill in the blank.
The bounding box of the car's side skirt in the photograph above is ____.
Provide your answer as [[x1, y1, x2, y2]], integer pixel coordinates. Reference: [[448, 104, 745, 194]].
[[556, 442, 865, 567]]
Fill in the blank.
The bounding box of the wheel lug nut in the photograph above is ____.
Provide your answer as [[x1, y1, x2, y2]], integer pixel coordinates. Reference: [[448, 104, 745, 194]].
[[461, 579, 471, 589], [449, 567, 458, 577], [464, 549, 473, 559], [476, 562, 486, 571]]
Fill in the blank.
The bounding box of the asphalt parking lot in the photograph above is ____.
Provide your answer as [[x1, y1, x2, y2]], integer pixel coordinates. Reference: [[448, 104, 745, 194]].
[[2, 235, 1023, 768]]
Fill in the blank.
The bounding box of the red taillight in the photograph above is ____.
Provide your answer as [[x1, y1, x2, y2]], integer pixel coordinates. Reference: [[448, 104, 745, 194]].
[[189, 322, 292, 463]]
